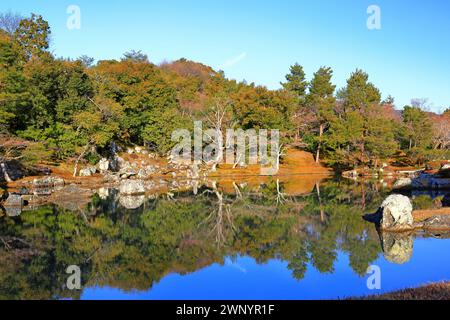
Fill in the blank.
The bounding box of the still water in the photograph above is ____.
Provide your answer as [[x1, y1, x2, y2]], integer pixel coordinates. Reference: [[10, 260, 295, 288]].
[[0, 177, 449, 300]]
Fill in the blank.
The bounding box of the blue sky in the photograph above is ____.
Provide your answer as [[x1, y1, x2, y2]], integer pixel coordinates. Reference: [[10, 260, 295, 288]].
[[1, 0, 449, 112]]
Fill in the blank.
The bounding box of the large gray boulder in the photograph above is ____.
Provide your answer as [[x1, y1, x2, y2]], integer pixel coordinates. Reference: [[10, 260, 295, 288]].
[[119, 179, 145, 195], [379, 194, 414, 231]]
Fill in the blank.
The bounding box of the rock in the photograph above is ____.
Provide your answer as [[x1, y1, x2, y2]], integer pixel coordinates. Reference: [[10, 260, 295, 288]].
[[33, 187, 52, 196], [33, 176, 65, 188], [119, 179, 145, 195], [379, 194, 414, 231], [418, 214, 450, 230], [103, 173, 120, 183], [380, 232, 413, 264], [135, 146, 143, 153], [393, 178, 412, 190], [343, 169, 359, 179], [98, 158, 109, 172], [137, 166, 156, 179], [79, 167, 95, 177], [119, 195, 145, 209], [120, 170, 137, 179], [109, 156, 122, 172], [4, 194, 23, 207], [137, 169, 147, 179]]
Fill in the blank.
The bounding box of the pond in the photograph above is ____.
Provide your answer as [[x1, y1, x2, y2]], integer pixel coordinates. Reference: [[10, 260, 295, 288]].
[[0, 177, 449, 300]]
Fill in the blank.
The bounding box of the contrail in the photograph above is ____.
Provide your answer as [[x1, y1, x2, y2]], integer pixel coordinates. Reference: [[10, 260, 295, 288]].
[[222, 52, 247, 68]]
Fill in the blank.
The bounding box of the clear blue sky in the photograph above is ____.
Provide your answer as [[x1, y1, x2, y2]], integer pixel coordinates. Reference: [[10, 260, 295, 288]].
[[1, 0, 449, 112]]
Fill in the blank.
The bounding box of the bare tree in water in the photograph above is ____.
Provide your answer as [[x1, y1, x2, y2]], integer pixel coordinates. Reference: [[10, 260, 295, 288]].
[[200, 182, 236, 246]]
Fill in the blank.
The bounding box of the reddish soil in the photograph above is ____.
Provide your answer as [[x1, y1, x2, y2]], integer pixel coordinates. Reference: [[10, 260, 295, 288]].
[[211, 149, 332, 177]]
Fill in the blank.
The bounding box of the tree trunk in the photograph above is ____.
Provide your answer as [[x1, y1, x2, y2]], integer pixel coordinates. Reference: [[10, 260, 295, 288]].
[[316, 182, 325, 222], [73, 142, 91, 177], [315, 124, 324, 163], [0, 162, 13, 183]]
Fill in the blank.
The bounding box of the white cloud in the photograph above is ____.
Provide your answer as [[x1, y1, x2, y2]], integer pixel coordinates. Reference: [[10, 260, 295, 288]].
[[221, 52, 247, 68]]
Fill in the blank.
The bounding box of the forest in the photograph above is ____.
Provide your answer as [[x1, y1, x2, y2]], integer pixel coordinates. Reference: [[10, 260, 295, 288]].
[[1, 13, 449, 174]]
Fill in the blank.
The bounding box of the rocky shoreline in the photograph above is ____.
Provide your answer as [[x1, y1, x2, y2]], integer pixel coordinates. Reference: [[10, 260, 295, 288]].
[[343, 162, 450, 190], [0, 148, 332, 212]]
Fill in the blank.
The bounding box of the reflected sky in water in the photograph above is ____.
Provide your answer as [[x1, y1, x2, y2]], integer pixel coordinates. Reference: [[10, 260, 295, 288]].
[[82, 238, 450, 300], [1, 178, 449, 300]]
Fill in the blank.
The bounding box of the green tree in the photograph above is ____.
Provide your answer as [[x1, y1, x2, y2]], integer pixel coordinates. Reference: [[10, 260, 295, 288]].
[[324, 70, 394, 167], [281, 63, 308, 100], [281, 63, 308, 139], [13, 13, 50, 61], [401, 105, 433, 150], [306, 66, 336, 163]]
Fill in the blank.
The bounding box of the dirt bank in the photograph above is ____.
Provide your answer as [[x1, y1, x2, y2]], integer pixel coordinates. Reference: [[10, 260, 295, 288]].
[[4, 149, 332, 191], [211, 149, 332, 177]]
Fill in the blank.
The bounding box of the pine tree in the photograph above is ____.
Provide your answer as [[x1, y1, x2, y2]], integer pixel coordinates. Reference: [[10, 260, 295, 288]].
[[306, 66, 336, 162]]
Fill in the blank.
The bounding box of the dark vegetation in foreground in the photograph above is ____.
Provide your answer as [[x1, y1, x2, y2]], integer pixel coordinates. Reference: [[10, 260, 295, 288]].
[[0, 12, 449, 180], [351, 282, 450, 300]]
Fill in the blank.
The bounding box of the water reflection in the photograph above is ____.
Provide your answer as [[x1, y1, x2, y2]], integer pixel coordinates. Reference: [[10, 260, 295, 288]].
[[0, 177, 448, 299]]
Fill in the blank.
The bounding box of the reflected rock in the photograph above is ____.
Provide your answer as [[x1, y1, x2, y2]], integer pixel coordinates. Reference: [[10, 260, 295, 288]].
[[393, 178, 412, 190], [380, 232, 413, 264], [119, 195, 145, 210], [443, 194, 450, 207], [98, 187, 109, 200], [47, 185, 93, 211], [4, 194, 23, 207], [5, 206, 22, 217], [119, 179, 145, 195]]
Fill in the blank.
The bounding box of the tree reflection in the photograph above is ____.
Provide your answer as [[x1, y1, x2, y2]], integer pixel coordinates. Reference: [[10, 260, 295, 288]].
[[0, 178, 393, 299]]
